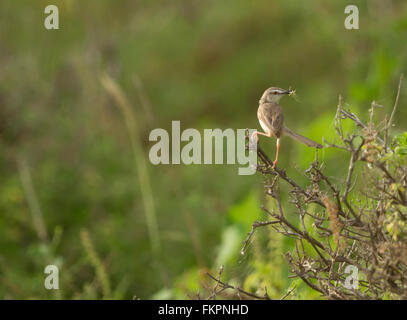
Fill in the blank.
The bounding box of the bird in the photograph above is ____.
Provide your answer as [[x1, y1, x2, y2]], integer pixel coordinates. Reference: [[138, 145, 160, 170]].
[[252, 87, 323, 169]]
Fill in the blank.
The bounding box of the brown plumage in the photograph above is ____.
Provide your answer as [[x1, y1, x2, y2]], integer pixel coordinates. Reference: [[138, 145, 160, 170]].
[[252, 87, 323, 168]]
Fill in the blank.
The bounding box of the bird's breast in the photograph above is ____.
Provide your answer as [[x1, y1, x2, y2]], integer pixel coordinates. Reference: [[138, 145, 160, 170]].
[[259, 119, 270, 135]]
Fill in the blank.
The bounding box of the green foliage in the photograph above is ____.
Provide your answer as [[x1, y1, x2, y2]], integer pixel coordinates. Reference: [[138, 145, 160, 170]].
[[0, 0, 406, 299], [393, 132, 407, 157]]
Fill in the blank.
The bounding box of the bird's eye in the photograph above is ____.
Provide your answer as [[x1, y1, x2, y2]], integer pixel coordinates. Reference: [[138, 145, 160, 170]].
[[273, 92, 278, 95]]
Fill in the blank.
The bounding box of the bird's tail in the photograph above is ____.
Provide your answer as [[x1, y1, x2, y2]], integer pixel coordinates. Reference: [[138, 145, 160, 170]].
[[282, 126, 323, 148]]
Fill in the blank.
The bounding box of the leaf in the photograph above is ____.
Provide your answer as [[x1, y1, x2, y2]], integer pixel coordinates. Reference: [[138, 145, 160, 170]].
[[228, 192, 261, 230], [214, 226, 242, 266]]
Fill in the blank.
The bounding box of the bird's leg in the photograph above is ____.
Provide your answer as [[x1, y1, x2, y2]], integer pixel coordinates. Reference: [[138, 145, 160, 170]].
[[272, 138, 280, 169], [251, 131, 258, 142], [251, 131, 269, 143]]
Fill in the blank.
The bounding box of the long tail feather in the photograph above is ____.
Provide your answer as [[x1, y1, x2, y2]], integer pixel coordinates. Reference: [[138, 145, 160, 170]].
[[282, 126, 323, 148]]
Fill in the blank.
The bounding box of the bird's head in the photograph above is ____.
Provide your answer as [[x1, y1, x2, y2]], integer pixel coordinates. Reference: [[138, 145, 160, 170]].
[[261, 87, 293, 103]]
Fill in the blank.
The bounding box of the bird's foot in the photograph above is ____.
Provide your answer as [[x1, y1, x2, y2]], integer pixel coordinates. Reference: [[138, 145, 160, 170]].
[[248, 132, 259, 151], [250, 131, 259, 143], [272, 160, 278, 169]]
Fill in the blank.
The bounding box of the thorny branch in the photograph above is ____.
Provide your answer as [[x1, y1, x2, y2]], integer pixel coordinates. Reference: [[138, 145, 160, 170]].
[[206, 268, 270, 300], [205, 75, 406, 300]]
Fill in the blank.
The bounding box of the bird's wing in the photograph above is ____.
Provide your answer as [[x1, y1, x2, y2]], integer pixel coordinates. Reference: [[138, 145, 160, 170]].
[[259, 104, 284, 137], [271, 108, 284, 137]]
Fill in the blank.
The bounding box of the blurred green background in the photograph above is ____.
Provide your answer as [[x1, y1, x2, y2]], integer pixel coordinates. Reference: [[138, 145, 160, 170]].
[[0, 0, 406, 299]]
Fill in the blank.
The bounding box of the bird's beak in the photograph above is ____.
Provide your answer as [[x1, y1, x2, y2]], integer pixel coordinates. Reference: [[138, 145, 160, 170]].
[[282, 89, 292, 95]]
